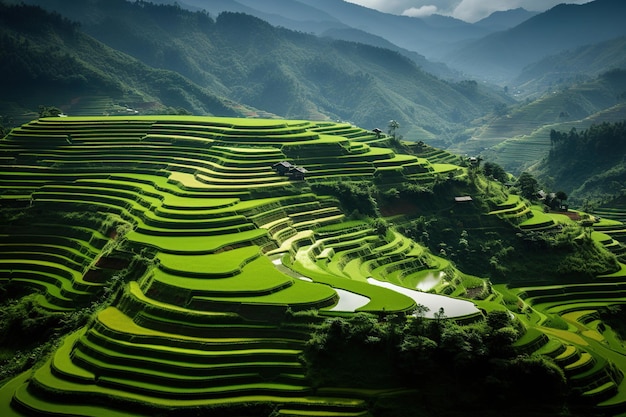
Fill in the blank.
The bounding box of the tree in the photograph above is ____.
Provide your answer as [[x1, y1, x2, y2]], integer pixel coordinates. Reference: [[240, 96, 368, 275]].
[[482, 161, 508, 182], [387, 119, 399, 139], [38, 105, 62, 118], [555, 191, 568, 208], [517, 172, 539, 200]]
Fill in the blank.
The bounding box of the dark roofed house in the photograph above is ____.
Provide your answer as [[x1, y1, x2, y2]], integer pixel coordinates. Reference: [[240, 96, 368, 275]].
[[288, 166, 308, 180], [373, 128, 382, 138], [272, 161, 294, 176]]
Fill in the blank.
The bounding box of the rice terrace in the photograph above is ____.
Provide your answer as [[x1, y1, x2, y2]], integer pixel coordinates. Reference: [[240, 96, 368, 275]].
[[3, 115, 626, 416]]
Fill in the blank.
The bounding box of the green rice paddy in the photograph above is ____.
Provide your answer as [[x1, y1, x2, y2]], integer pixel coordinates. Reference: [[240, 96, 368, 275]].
[[2, 115, 626, 415]]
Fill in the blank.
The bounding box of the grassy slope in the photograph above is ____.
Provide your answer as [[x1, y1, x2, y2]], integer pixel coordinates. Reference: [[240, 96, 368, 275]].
[[448, 70, 626, 174], [2, 120, 626, 415], [0, 3, 254, 122]]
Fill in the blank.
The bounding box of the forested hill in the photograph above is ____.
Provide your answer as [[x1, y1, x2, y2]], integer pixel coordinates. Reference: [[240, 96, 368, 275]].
[[8, 0, 512, 142], [514, 36, 626, 97], [0, 3, 248, 120], [529, 118, 626, 204], [444, 0, 626, 82]]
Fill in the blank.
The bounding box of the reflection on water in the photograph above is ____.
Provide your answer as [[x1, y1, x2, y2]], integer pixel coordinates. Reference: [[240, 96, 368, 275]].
[[367, 278, 479, 318]]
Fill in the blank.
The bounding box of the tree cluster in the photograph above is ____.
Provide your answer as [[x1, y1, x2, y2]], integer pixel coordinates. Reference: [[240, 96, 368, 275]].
[[537, 121, 626, 203], [302, 311, 571, 416]]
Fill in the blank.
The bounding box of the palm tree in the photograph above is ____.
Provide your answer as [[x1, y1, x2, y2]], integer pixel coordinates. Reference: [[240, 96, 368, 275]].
[[387, 119, 400, 139]]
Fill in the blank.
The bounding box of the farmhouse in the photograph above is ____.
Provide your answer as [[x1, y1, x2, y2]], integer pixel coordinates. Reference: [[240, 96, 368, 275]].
[[272, 161, 294, 175], [288, 166, 308, 180]]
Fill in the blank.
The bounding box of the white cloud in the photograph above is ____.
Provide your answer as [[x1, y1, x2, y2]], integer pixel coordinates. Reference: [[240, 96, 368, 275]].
[[344, 0, 593, 22], [451, 0, 499, 22], [402, 5, 439, 18]]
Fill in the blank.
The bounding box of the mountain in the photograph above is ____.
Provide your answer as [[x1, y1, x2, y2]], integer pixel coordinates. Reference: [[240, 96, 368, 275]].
[[514, 36, 626, 99], [174, 0, 490, 60], [474, 8, 538, 32], [0, 3, 250, 122], [318, 27, 461, 80], [443, 0, 626, 83], [7, 0, 511, 143], [180, 0, 350, 35], [176, 0, 461, 80], [447, 69, 626, 173], [295, 0, 490, 60]]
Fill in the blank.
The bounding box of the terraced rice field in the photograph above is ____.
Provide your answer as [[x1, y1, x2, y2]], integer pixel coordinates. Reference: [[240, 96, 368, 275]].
[[0, 116, 479, 416], [3, 115, 626, 415]]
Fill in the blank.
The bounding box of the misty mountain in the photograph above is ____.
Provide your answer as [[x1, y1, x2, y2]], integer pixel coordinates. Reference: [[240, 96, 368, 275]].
[[448, 69, 626, 174], [474, 8, 538, 32], [514, 36, 626, 99], [179, 0, 349, 35], [11, 0, 511, 142], [443, 0, 626, 83], [174, 0, 490, 60], [295, 0, 490, 60], [319, 27, 460, 80]]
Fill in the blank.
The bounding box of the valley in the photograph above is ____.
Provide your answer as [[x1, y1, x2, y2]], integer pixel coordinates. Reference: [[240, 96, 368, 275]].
[[1, 0, 626, 416]]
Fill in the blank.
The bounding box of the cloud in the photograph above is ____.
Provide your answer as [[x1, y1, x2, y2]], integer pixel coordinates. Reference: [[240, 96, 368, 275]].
[[450, 0, 591, 22], [345, 0, 593, 22], [451, 0, 499, 22], [402, 5, 439, 18]]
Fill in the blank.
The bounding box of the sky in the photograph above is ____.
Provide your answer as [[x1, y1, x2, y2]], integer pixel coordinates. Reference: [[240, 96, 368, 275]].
[[343, 0, 592, 23]]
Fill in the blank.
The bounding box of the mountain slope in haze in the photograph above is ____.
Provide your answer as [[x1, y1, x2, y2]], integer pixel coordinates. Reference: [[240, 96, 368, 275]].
[[182, 0, 489, 60], [180, 0, 350, 36], [444, 0, 626, 83], [296, 0, 489, 60], [15, 0, 512, 142], [178, 0, 460, 80], [474, 8, 538, 32], [448, 69, 626, 174], [319, 27, 460, 80], [514, 36, 626, 100], [444, 0, 626, 82], [0, 3, 248, 120]]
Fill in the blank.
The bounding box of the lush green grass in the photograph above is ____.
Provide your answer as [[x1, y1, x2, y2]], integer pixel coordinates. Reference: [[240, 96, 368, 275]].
[[5, 115, 626, 416]]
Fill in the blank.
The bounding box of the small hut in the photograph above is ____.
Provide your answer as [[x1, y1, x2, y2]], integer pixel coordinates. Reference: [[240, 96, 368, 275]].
[[272, 161, 294, 176], [288, 166, 308, 180]]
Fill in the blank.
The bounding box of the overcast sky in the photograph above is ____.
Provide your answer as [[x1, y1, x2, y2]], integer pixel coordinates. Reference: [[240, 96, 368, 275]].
[[343, 0, 592, 23]]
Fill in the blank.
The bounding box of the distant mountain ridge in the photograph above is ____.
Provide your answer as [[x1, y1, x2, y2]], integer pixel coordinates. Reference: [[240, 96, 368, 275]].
[[1, 0, 512, 142], [514, 36, 626, 98], [474, 8, 539, 31], [444, 0, 626, 82]]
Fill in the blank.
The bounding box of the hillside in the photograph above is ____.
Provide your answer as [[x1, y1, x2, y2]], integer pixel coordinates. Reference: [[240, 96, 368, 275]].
[[474, 8, 539, 32], [447, 69, 626, 173], [176, 0, 490, 60], [443, 0, 626, 83], [528, 120, 626, 205], [0, 3, 254, 124], [514, 36, 626, 100], [3, 0, 511, 143], [2, 115, 626, 416]]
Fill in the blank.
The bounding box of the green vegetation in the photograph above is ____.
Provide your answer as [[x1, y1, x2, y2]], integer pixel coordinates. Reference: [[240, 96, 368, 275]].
[[531, 120, 626, 206], [1, 115, 626, 417], [0, 1, 511, 141], [303, 311, 569, 416], [450, 70, 626, 174]]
